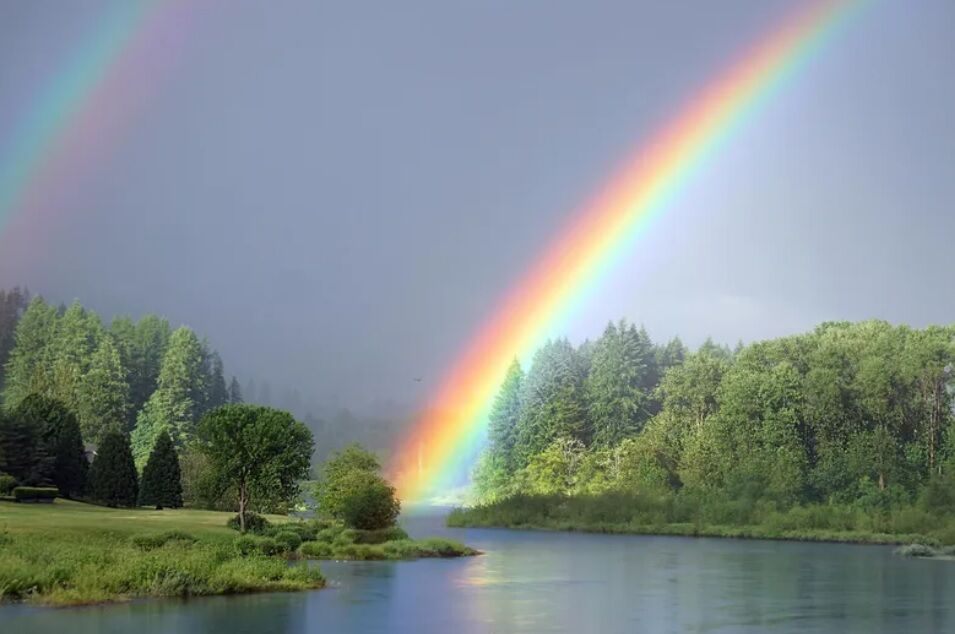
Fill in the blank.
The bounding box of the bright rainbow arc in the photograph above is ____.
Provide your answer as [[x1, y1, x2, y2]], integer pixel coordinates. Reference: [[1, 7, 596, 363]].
[[392, 0, 869, 503]]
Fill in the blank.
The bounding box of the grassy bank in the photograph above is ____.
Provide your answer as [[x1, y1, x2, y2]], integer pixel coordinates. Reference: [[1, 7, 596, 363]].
[[293, 522, 478, 561], [448, 492, 955, 548], [0, 500, 324, 606]]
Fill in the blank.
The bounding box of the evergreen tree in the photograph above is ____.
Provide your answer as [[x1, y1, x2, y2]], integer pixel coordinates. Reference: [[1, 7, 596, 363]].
[[77, 337, 130, 444], [228, 376, 243, 403], [131, 327, 205, 464], [129, 315, 172, 419], [88, 431, 138, 507], [0, 406, 50, 485], [138, 429, 183, 509], [48, 301, 103, 414], [487, 359, 524, 471], [0, 286, 30, 393], [2, 297, 58, 409], [514, 339, 589, 465], [204, 350, 229, 413], [587, 321, 651, 447], [12, 394, 86, 497]]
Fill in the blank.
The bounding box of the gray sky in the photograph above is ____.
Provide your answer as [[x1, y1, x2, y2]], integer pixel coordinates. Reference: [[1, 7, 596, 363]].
[[1, 0, 953, 417]]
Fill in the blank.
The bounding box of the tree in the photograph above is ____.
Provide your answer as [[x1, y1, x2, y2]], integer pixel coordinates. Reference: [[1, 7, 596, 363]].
[[77, 337, 130, 445], [129, 315, 172, 418], [0, 287, 30, 393], [587, 321, 652, 447], [0, 406, 50, 485], [88, 431, 139, 507], [514, 339, 589, 464], [203, 350, 229, 414], [12, 395, 86, 497], [48, 301, 103, 414], [487, 359, 523, 471], [197, 404, 313, 532], [2, 297, 58, 409], [338, 469, 400, 530], [314, 444, 381, 519], [228, 376, 243, 403], [138, 429, 183, 509], [131, 327, 205, 464]]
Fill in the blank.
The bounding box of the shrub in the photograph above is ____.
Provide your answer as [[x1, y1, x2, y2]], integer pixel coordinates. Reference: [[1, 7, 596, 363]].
[[234, 535, 261, 556], [226, 512, 271, 534], [0, 474, 17, 496], [274, 530, 302, 553], [317, 527, 342, 543], [131, 530, 197, 551], [299, 541, 333, 558], [256, 537, 282, 556], [895, 543, 937, 558], [265, 522, 317, 542], [339, 471, 401, 530], [351, 526, 409, 544], [13, 486, 58, 502]]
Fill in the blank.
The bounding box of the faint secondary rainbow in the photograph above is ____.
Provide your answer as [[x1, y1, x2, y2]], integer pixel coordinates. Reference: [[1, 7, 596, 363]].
[[392, 0, 869, 503], [0, 0, 192, 247]]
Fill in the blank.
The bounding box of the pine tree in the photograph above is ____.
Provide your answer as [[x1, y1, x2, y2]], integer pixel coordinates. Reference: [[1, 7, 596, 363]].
[[587, 321, 652, 447], [138, 429, 183, 509], [487, 359, 524, 471], [2, 297, 58, 409], [12, 394, 86, 497], [228, 376, 243, 403], [0, 286, 30, 392], [204, 351, 228, 413], [129, 315, 172, 419], [88, 431, 138, 507], [0, 406, 51, 485], [515, 339, 589, 464], [77, 337, 130, 445], [131, 327, 205, 464], [48, 302, 103, 414]]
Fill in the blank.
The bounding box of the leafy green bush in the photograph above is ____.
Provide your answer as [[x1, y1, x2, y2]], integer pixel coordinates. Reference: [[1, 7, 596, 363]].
[[317, 527, 342, 543], [895, 543, 936, 558], [265, 522, 317, 542], [234, 535, 260, 556], [351, 526, 409, 544], [226, 512, 271, 534], [273, 530, 302, 553], [131, 530, 198, 551], [299, 541, 333, 558], [255, 536, 281, 556], [0, 473, 17, 496], [13, 486, 59, 502]]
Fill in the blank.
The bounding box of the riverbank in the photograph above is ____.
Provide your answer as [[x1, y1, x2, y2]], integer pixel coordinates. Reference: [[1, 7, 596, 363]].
[[448, 493, 955, 548], [0, 500, 324, 606]]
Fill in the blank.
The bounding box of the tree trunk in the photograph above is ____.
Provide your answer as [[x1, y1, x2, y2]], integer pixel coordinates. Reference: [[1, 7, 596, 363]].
[[878, 471, 885, 491], [238, 482, 247, 533]]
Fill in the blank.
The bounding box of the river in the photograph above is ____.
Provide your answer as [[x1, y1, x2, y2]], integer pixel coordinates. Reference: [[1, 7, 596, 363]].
[[5, 511, 955, 633]]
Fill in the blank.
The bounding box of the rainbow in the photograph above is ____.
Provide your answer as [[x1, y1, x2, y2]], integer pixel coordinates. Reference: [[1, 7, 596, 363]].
[[0, 0, 191, 247], [392, 0, 869, 503]]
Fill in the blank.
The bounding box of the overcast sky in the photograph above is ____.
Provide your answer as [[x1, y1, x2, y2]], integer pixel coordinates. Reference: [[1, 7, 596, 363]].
[[1, 0, 953, 416]]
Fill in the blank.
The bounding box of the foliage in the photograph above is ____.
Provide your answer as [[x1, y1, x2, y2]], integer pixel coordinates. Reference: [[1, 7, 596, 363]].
[[0, 473, 16, 495], [13, 486, 59, 502], [313, 443, 382, 519], [226, 512, 271, 534], [138, 429, 184, 509], [88, 431, 139, 507], [11, 394, 87, 497], [131, 530, 197, 550], [0, 405, 51, 485], [197, 404, 313, 532], [338, 469, 401, 530]]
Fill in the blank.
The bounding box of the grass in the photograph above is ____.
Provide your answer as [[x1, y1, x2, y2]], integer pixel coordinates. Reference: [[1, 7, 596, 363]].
[[0, 499, 324, 606], [448, 492, 955, 549]]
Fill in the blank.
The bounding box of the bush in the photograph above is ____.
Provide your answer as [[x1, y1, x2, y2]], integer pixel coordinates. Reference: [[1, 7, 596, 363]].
[[299, 541, 333, 558], [317, 527, 342, 543], [339, 471, 401, 530], [131, 530, 197, 551], [234, 535, 260, 556], [13, 486, 58, 502], [265, 522, 317, 542], [274, 530, 302, 553], [0, 474, 17, 496], [255, 537, 282, 556], [895, 543, 937, 558], [351, 526, 409, 544], [226, 512, 271, 534]]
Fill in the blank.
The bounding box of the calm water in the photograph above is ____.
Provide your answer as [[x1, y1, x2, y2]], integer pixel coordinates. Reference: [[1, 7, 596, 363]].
[[5, 512, 955, 633]]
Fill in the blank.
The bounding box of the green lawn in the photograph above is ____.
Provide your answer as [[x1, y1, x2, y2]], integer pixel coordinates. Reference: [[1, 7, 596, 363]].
[[0, 499, 322, 606]]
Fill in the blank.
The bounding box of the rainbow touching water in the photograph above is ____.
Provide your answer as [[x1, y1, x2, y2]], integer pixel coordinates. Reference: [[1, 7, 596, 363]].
[[392, 0, 869, 503]]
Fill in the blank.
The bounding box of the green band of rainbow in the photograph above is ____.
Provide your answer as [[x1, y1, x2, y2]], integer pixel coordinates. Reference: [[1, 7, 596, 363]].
[[392, 0, 869, 503]]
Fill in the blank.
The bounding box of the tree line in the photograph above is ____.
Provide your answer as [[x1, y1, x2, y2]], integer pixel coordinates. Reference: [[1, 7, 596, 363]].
[[476, 319, 955, 512], [0, 294, 242, 465]]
